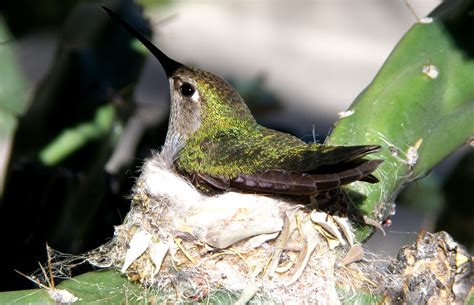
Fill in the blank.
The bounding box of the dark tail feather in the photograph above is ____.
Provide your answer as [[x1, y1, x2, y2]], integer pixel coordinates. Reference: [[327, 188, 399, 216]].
[[315, 145, 381, 165], [224, 159, 383, 196], [313, 159, 383, 191], [339, 159, 382, 183], [360, 174, 379, 183]]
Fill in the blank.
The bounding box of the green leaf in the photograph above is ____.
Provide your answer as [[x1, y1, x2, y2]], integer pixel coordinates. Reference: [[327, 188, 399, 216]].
[[327, 0, 474, 240], [38, 104, 115, 166], [0, 17, 29, 116]]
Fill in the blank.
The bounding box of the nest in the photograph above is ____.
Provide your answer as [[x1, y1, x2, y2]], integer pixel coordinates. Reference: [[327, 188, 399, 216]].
[[28, 152, 472, 304], [83, 151, 399, 303]]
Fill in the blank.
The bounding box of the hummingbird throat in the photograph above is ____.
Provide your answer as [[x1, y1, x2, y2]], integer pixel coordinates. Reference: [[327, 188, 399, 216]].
[[162, 77, 202, 162]]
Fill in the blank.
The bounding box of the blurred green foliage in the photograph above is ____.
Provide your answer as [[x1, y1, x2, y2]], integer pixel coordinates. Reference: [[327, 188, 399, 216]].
[[0, 0, 152, 292], [0, 14, 29, 195], [137, 0, 172, 8]]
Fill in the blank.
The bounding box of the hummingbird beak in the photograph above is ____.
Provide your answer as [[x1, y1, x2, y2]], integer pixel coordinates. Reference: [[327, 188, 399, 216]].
[[102, 6, 182, 77]]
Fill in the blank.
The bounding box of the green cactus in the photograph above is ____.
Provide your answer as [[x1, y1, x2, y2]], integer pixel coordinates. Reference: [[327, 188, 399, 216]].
[[0, 270, 142, 304], [327, 0, 474, 241]]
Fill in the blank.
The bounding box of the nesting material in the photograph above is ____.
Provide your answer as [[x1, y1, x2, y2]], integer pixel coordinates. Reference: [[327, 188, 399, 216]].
[[94, 151, 381, 303], [35, 150, 471, 303], [397, 231, 473, 304]]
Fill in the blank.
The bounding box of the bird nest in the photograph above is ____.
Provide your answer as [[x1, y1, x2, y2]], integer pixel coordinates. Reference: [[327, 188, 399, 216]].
[[89, 152, 392, 303]]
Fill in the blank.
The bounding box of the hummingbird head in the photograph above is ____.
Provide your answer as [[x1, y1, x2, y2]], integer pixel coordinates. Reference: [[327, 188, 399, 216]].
[[166, 66, 254, 142], [103, 7, 254, 150]]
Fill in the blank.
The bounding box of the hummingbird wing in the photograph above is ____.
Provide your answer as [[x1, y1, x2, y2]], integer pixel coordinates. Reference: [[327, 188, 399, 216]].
[[190, 158, 382, 196], [225, 159, 382, 195], [179, 127, 382, 196]]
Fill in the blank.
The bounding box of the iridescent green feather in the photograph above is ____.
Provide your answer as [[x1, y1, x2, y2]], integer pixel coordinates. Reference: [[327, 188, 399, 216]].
[[175, 68, 376, 179]]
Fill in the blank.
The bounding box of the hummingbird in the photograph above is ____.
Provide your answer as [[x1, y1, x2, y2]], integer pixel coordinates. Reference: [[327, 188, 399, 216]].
[[104, 8, 382, 197]]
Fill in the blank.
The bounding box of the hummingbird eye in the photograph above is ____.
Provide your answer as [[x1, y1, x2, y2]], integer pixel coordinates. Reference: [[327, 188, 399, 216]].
[[180, 83, 196, 97]]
